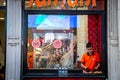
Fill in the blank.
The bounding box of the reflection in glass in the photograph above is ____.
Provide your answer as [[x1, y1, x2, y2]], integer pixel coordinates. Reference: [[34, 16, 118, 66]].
[[27, 14, 103, 74], [28, 32, 73, 69]]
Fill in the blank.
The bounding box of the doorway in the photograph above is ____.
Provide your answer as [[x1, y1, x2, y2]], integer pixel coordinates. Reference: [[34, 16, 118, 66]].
[[0, 9, 5, 80]]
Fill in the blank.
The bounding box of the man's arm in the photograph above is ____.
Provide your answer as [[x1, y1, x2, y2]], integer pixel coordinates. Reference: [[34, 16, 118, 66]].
[[92, 62, 100, 72], [95, 62, 100, 69], [81, 62, 87, 69], [81, 62, 90, 72]]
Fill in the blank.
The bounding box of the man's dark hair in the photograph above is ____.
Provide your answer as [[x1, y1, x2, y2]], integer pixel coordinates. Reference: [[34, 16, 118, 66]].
[[86, 42, 93, 48]]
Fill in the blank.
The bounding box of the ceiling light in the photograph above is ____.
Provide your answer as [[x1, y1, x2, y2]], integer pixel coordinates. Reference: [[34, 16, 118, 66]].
[[0, 18, 5, 20], [33, 3, 35, 6], [3, 2, 6, 6]]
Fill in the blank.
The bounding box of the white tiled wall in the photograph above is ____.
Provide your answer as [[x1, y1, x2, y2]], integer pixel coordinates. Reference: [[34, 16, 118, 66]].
[[77, 15, 88, 60]]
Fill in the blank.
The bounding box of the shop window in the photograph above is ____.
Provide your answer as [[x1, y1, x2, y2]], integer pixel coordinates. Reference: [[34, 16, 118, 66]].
[[22, 0, 107, 79], [27, 14, 102, 70], [22, 13, 107, 78]]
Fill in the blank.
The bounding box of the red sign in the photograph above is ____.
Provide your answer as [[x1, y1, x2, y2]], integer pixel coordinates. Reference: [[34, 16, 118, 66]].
[[32, 39, 41, 48], [27, 0, 97, 8], [53, 39, 62, 48]]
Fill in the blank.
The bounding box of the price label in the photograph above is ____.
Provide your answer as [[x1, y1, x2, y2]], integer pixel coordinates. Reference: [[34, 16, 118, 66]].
[[53, 39, 62, 48], [32, 39, 41, 48]]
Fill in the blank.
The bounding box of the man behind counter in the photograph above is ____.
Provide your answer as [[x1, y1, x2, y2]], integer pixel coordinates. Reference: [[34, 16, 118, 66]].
[[80, 42, 101, 73]]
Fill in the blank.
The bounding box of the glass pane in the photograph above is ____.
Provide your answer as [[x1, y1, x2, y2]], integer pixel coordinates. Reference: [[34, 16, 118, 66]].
[[24, 0, 104, 10], [0, 0, 6, 6], [27, 14, 103, 74]]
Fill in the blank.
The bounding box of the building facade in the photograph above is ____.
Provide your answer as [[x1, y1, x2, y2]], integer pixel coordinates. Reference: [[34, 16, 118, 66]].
[[2, 0, 120, 80]]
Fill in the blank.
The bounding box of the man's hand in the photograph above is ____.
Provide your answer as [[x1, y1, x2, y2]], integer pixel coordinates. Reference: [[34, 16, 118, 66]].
[[92, 68, 97, 72], [85, 68, 90, 72]]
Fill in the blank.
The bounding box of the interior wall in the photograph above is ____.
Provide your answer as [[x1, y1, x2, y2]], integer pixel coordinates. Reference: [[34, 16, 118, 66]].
[[0, 21, 5, 53], [0, 20, 5, 69]]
